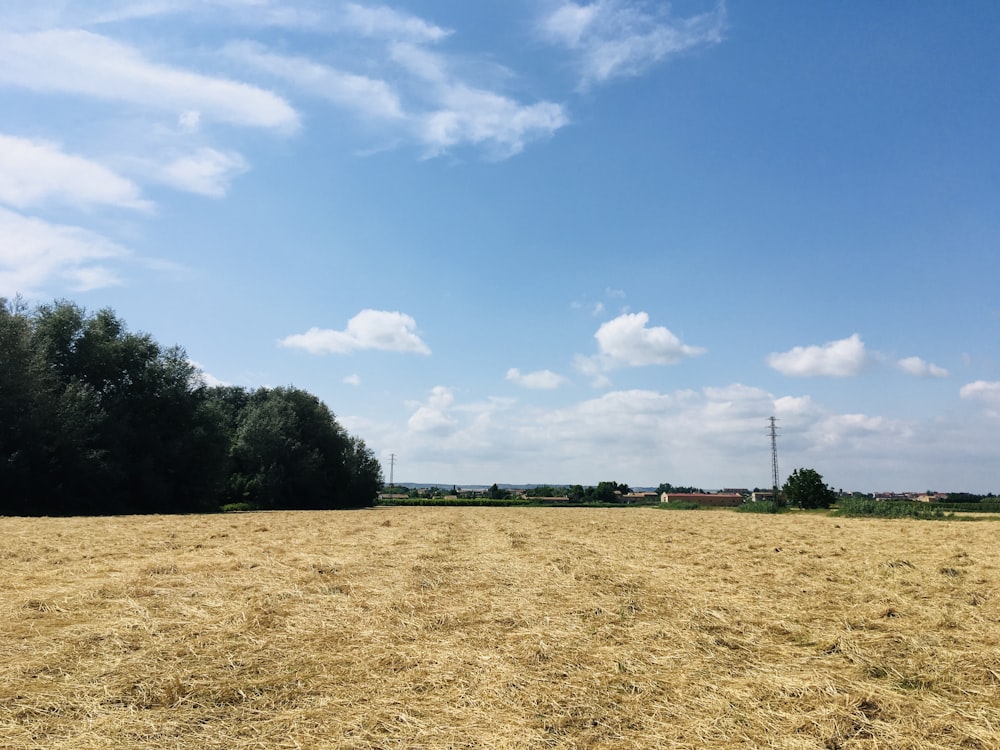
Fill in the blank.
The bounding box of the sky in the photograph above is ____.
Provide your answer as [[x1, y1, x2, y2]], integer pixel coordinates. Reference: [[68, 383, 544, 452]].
[[1, 1, 998, 493]]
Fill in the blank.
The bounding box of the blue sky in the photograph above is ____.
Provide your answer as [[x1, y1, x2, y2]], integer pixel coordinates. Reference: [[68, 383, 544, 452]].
[[2, 1, 998, 492]]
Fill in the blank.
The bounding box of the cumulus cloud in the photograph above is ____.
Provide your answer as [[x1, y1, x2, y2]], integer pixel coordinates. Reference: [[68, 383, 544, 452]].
[[539, 0, 726, 87], [0, 29, 299, 131], [0, 206, 128, 296], [349, 376, 1000, 492], [279, 309, 431, 355], [407, 385, 458, 434], [767, 334, 869, 377], [960, 380, 1000, 405], [898, 356, 949, 378], [575, 312, 704, 383], [0, 133, 150, 211], [343, 374, 362, 386], [506, 368, 567, 390]]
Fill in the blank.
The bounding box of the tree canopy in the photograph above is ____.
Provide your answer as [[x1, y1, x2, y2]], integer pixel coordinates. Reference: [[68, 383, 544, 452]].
[[782, 468, 836, 510], [1, 298, 383, 516]]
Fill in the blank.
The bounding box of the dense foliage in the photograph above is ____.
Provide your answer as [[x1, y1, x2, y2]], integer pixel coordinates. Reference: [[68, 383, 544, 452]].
[[782, 468, 836, 509], [0, 299, 382, 516], [736, 500, 785, 514], [835, 498, 949, 519]]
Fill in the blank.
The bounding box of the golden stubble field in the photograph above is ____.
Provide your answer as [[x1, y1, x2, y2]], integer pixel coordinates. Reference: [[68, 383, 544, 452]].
[[1, 507, 998, 750]]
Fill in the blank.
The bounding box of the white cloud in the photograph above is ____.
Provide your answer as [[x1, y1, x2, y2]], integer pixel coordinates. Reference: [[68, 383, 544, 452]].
[[539, 0, 726, 87], [152, 148, 250, 198], [898, 356, 949, 378], [223, 35, 566, 159], [350, 379, 1000, 492], [340, 3, 452, 43], [280, 309, 431, 355], [419, 88, 568, 158], [178, 110, 201, 132], [506, 368, 567, 390], [407, 385, 458, 434], [960, 380, 1000, 405], [774, 395, 816, 416], [188, 359, 230, 387], [0, 206, 129, 296], [0, 29, 299, 131], [576, 312, 704, 382], [344, 374, 362, 386], [225, 42, 405, 121], [767, 334, 869, 377], [0, 133, 151, 211], [0, 1, 324, 30], [390, 42, 569, 158]]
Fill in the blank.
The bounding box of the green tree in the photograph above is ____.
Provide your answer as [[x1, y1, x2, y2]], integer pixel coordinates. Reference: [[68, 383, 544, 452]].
[[2, 299, 225, 515], [592, 481, 619, 503], [342, 436, 384, 508], [487, 483, 510, 500], [227, 387, 351, 510], [1, 298, 382, 516], [782, 468, 836, 510]]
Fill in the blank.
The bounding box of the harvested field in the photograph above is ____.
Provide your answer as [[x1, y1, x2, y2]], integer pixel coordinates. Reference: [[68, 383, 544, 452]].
[[1, 508, 998, 749]]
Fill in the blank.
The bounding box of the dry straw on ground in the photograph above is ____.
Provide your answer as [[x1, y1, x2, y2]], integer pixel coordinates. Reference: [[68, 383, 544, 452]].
[[1, 508, 998, 749]]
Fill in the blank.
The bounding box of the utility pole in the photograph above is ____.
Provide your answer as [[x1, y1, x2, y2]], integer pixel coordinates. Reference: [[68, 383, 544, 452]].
[[768, 416, 780, 498], [388, 453, 396, 490]]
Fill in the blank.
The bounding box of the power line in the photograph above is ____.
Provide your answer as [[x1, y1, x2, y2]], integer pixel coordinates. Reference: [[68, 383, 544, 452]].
[[768, 416, 780, 494]]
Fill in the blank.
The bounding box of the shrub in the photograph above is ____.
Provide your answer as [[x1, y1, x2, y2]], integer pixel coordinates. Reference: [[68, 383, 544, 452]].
[[736, 500, 784, 514], [836, 498, 947, 520], [658, 501, 703, 511], [220, 502, 260, 513]]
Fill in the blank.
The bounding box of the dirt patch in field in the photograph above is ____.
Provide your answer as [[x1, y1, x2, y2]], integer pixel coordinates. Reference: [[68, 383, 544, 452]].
[[1, 508, 997, 749]]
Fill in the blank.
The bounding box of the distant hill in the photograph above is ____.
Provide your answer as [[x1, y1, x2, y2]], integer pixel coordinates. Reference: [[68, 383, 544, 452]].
[[389, 483, 661, 492]]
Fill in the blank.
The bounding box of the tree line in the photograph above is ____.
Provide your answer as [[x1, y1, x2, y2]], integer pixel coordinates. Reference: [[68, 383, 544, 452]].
[[1, 298, 382, 516]]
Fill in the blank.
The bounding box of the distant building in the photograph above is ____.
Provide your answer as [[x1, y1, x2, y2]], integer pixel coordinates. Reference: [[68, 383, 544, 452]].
[[661, 492, 743, 507], [749, 490, 777, 503]]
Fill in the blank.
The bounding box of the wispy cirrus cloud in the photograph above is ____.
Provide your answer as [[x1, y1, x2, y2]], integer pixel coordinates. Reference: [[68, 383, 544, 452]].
[[146, 147, 250, 198], [0, 29, 299, 131], [0, 206, 129, 296], [767, 334, 869, 377], [224, 41, 406, 121], [0, 133, 151, 212], [280, 309, 431, 355], [340, 3, 453, 43], [224, 31, 567, 158], [389, 42, 569, 158], [539, 0, 726, 87]]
